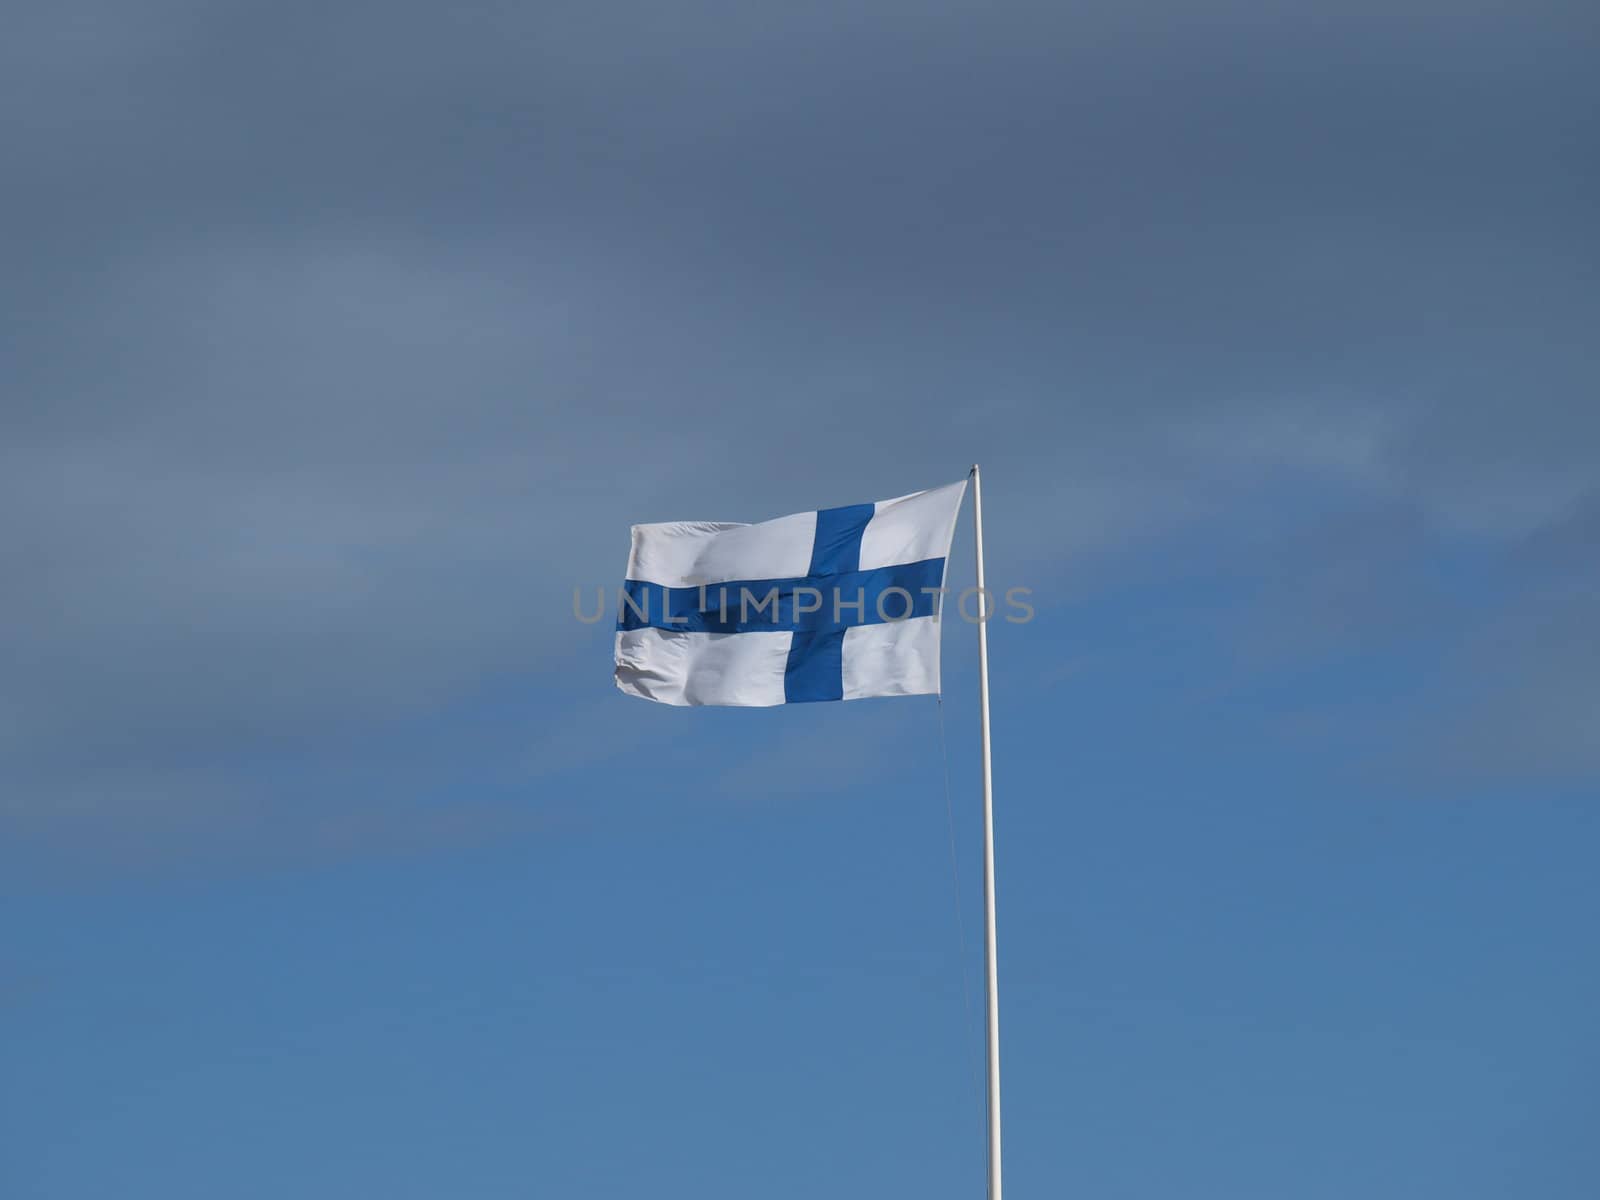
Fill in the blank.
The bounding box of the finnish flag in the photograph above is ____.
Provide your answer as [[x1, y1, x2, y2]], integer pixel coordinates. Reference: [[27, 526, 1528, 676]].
[[615, 480, 967, 706]]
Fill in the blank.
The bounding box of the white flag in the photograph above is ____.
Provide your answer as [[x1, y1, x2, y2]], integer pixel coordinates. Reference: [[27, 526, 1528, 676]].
[[615, 480, 967, 706]]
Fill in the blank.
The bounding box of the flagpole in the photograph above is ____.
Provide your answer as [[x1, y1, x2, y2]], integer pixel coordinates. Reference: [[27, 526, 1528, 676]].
[[970, 463, 1003, 1200]]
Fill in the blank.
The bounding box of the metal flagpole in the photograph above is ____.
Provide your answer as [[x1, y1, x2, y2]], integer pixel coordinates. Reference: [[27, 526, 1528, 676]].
[[970, 464, 1003, 1200]]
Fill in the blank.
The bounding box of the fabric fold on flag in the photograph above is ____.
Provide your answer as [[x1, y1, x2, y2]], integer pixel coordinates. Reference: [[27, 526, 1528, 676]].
[[615, 480, 967, 706]]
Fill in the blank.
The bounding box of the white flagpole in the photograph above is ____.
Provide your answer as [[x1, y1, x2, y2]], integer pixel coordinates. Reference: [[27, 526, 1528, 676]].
[[970, 463, 1004, 1200]]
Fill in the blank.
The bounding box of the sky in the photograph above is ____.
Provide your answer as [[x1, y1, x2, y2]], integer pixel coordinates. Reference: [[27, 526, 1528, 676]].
[[2, 1, 1597, 1196]]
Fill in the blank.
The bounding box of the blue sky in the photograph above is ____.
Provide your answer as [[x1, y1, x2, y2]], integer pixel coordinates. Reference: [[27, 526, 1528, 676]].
[[3, 2, 1597, 1197]]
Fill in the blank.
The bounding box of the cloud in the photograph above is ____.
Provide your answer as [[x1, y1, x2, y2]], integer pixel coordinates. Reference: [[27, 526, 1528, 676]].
[[4, 0, 1596, 874], [1409, 496, 1600, 784]]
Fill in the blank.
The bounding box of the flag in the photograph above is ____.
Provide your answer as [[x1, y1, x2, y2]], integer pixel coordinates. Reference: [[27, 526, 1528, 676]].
[[615, 480, 967, 706]]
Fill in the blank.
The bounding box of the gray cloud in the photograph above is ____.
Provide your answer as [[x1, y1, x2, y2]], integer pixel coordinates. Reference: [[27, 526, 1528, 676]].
[[4, 0, 1595, 872]]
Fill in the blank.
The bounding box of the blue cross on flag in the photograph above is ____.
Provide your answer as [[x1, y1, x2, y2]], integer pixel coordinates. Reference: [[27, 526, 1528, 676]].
[[615, 480, 967, 705]]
